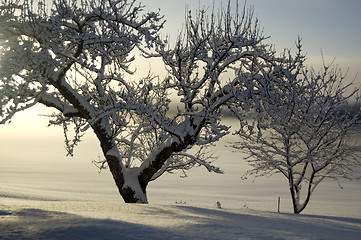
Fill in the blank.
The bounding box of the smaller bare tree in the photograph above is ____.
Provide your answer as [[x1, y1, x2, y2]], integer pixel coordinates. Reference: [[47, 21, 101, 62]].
[[230, 40, 361, 214]]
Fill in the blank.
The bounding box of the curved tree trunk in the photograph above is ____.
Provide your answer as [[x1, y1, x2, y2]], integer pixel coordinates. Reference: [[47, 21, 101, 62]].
[[106, 154, 148, 203], [105, 141, 188, 203], [289, 179, 301, 214], [290, 187, 302, 214], [93, 119, 196, 203], [91, 121, 143, 203], [290, 182, 313, 214]]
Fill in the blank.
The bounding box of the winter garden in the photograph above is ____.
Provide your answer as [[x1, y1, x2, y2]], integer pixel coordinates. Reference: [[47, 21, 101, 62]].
[[1, 0, 361, 239]]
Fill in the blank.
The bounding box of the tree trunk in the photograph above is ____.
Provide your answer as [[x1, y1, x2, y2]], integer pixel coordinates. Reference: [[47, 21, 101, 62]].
[[93, 119, 197, 203], [106, 154, 148, 203], [291, 191, 301, 214], [108, 138, 191, 203], [290, 172, 315, 214], [289, 183, 301, 214], [290, 183, 312, 214], [119, 186, 147, 203], [92, 122, 147, 203]]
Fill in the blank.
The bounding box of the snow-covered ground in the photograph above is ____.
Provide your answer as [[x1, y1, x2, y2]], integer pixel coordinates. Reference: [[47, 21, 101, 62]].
[[1, 116, 361, 239], [2, 198, 361, 240]]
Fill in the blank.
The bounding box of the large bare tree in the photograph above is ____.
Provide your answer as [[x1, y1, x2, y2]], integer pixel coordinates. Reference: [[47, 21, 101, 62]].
[[0, 0, 270, 203], [111, 2, 271, 202]]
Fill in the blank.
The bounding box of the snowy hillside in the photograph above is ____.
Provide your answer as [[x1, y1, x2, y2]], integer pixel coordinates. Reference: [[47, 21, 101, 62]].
[[1, 197, 361, 240], [1, 115, 361, 239]]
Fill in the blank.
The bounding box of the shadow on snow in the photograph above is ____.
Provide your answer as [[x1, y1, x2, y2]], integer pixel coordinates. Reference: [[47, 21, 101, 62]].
[[1, 206, 361, 240]]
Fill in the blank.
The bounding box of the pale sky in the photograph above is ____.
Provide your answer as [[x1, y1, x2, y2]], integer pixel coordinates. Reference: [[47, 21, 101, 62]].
[[145, 0, 361, 78], [1, 0, 360, 159]]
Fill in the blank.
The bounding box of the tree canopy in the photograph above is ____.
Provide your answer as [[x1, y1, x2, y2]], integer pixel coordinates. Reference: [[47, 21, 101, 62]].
[[230, 40, 361, 213], [0, 0, 271, 203]]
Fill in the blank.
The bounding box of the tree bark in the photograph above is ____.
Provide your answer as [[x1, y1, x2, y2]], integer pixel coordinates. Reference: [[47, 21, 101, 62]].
[[99, 139, 148, 203], [138, 141, 185, 188], [289, 180, 301, 214], [91, 121, 146, 203], [92, 126, 187, 203], [92, 116, 201, 203], [290, 184, 311, 214], [291, 188, 301, 214]]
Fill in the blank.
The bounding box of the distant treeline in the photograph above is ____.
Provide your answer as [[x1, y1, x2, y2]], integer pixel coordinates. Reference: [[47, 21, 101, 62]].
[[337, 102, 361, 123], [221, 102, 361, 122]]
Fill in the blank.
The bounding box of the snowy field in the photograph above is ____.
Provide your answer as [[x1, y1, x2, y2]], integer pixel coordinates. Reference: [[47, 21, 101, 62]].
[[2, 198, 361, 240], [1, 115, 361, 239]]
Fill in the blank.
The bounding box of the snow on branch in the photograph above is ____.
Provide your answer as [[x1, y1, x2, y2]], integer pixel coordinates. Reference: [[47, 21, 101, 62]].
[[231, 41, 361, 213], [0, 0, 280, 203]]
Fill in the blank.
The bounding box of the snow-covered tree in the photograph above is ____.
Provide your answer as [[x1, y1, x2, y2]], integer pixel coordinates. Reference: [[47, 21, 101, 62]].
[[231, 40, 361, 213], [92, 1, 271, 203], [122, 2, 271, 200], [0, 0, 270, 203], [0, 0, 165, 203]]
